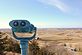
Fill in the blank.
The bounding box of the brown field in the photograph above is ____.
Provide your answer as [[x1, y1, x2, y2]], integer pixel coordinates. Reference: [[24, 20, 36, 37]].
[[37, 28, 82, 55], [1, 28, 82, 55]]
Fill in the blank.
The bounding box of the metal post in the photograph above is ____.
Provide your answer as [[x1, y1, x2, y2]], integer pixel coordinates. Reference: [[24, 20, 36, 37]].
[[20, 40, 28, 55]]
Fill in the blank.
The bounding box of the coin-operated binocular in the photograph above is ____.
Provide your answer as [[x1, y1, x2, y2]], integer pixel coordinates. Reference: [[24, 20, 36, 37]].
[[9, 20, 37, 55]]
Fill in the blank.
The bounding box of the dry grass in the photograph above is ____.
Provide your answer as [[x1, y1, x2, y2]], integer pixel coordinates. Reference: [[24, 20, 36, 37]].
[[1, 28, 82, 55], [37, 28, 82, 55]]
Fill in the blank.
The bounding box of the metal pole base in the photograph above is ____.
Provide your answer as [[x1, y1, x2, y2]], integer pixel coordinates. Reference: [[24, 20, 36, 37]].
[[20, 40, 28, 55]]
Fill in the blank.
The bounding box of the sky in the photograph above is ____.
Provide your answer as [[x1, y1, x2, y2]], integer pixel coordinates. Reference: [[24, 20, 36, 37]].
[[0, 0, 82, 28]]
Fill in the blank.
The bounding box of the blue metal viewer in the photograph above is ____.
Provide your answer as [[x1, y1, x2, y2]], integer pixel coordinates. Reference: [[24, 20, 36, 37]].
[[9, 20, 37, 55]]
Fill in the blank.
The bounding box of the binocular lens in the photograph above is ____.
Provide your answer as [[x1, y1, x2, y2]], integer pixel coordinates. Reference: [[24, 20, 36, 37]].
[[20, 21, 26, 26], [13, 21, 19, 26]]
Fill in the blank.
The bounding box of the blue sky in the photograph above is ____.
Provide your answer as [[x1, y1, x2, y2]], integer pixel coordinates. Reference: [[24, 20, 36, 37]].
[[0, 0, 82, 28]]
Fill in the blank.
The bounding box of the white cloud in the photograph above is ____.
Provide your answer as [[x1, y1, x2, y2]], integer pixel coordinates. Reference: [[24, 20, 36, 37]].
[[37, 0, 70, 13], [34, 22, 48, 28], [0, 21, 10, 28]]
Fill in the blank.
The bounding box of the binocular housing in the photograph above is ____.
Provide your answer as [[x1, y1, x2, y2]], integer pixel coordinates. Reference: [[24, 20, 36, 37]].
[[9, 20, 36, 33]]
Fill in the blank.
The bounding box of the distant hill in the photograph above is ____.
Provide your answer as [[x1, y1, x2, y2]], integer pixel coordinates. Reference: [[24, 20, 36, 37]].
[[0, 28, 82, 32], [0, 28, 11, 32]]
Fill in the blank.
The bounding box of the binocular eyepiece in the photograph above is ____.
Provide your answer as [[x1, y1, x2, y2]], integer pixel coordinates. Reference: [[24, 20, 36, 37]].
[[9, 20, 36, 33], [13, 20, 29, 27]]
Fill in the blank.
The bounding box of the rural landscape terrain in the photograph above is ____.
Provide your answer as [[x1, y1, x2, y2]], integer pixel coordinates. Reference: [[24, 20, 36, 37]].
[[0, 28, 82, 55]]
